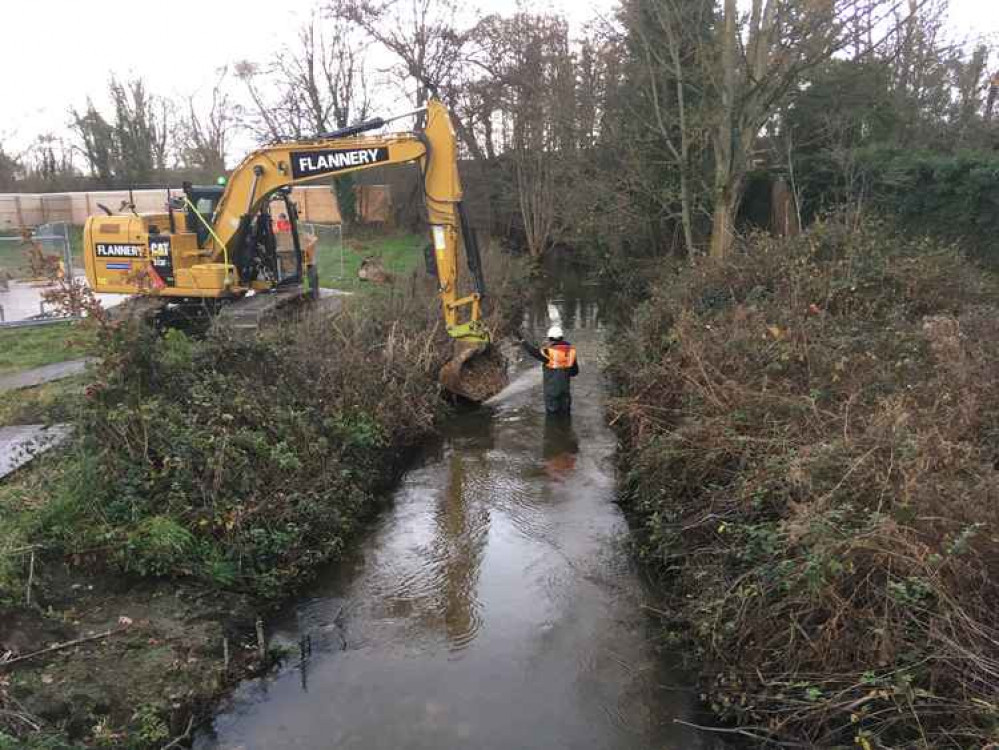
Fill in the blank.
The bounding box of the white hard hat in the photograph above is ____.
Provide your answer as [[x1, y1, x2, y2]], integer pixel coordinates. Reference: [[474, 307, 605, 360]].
[[547, 325, 564, 339]]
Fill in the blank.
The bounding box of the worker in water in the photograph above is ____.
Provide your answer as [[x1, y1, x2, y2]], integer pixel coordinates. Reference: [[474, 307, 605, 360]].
[[519, 325, 580, 415]]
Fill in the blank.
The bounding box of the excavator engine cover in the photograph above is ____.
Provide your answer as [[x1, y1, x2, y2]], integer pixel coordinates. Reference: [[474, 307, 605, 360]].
[[440, 341, 507, 402]]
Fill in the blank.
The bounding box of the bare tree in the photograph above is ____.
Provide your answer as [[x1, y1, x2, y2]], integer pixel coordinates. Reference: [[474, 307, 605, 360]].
[[625, 0, 711, 255], [241, 11, 371, 139], [177, 67, 238, 175], [333, 0, 487, 160], [237, 13, 371, 224], [288, 11, 370, 133], [25, 134, 77, 187], [334, 0, 462, 106], [234, 61, 285, 142], [707, 0, 912, 257], [472, 13, 578, 257]]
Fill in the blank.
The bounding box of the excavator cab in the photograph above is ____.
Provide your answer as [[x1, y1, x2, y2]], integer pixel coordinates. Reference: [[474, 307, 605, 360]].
[[177, 183, 307, 292]]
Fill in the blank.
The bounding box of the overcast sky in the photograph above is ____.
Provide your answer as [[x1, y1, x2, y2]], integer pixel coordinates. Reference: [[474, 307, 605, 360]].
[[2, 0, 997, 158]]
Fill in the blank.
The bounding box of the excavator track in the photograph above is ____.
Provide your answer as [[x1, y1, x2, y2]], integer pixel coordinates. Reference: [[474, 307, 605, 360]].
[[107, 295, 170, 324], [212, 285, 345, 337], [214, 285, 309, 336]]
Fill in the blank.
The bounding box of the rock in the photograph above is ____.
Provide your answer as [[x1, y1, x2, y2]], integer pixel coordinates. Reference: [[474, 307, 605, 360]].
[[357, 257, 394, 284]]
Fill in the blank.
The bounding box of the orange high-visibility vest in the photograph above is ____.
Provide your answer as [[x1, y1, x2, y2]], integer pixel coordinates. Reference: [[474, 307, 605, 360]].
[[541, 345, 576, 370]]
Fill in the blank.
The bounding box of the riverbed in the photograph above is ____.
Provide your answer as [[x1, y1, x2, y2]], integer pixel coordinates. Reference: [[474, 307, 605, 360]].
[[194, 273, 713, 750]]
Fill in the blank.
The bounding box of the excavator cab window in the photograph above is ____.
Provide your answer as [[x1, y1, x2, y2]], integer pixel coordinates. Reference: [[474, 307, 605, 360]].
[[182, 184, 225, 248], [269, 189, 303, 284]]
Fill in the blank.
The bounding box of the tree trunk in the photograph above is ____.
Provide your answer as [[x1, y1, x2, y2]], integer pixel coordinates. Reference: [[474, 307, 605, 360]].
[[708, 184, 735, 258], [709, 0, 738, 258], [678, 167, 695, 257]]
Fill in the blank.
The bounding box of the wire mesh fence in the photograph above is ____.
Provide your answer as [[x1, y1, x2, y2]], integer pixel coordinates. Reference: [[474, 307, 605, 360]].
[[0, 223, 80, 324], [302, 222, 345, 287], [0, 222, 75, 283]]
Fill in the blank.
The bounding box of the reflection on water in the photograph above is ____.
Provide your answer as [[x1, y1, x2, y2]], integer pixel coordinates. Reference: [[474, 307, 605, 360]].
[[543, 415, 579, 481], [435, 451, 488, 650], [194, 266, 716, 750]]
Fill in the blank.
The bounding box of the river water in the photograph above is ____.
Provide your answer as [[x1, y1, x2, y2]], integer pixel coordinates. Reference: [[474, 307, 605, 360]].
[[194, 272, 713, 750]]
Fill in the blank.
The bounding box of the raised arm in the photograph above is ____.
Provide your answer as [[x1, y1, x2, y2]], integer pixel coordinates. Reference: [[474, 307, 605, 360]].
[[207, 100, 484, 344]]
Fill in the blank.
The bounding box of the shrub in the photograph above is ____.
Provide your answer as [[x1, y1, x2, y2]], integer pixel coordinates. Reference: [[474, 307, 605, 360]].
[[610, 217, 999, 747], [796, 147, 999, 264], [33, 283, 450, 597]]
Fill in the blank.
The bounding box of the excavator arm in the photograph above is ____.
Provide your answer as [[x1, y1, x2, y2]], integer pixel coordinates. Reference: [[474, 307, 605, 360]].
[[208, 100, 486, 343], [82, 100, 504, 400]]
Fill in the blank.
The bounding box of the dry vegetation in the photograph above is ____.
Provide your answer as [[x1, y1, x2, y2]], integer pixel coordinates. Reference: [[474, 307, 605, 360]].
[[609, 218, 999, 747]]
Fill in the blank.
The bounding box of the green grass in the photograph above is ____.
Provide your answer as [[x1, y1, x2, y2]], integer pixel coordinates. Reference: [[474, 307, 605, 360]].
[[0, 322, 95, 375], [313, 228, 428, 293]]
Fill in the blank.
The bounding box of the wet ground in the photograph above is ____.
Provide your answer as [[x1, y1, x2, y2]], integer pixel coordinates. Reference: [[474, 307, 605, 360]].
[[194, 273, 712, 750]]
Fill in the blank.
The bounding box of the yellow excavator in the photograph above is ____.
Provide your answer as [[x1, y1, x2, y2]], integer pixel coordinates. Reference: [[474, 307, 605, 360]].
[[82, 100, 502, 400]]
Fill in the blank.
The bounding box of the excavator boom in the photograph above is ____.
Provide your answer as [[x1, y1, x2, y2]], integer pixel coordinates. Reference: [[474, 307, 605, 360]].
[[82, 100, 504, 400]]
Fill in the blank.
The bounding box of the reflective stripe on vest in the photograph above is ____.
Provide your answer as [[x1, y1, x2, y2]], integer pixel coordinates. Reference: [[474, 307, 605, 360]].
[[541, 345, 576, 370]]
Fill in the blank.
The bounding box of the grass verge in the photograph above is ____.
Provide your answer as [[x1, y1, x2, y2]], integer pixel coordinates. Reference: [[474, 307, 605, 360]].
[[0, 323, 94, 375], [609, 218, 999, 748], [0, 377, 87, 428]]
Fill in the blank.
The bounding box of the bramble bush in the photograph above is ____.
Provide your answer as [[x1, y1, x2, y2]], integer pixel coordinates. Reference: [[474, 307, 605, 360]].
[[610, 217, 999, 747], [33, 285, 449, 598]]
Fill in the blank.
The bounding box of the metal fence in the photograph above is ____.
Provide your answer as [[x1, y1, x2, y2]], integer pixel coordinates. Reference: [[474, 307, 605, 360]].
[[0, 222, 74, 281], [303, 222, 346, 284], [0, 222, 76, 324]]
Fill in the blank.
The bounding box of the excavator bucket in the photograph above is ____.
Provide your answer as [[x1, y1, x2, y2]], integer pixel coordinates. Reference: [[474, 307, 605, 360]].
[[439, 340, 508, 402]]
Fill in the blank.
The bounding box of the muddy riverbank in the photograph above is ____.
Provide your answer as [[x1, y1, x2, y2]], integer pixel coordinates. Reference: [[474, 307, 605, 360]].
[[608, 222, 999, 746]]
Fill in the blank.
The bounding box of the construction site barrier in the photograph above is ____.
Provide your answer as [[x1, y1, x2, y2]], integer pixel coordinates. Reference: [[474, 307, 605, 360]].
[[0, 184, 392, 230]]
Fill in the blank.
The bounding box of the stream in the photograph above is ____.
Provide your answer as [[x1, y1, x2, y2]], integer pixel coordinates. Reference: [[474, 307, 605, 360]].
[[194, 271, 713, 750]]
